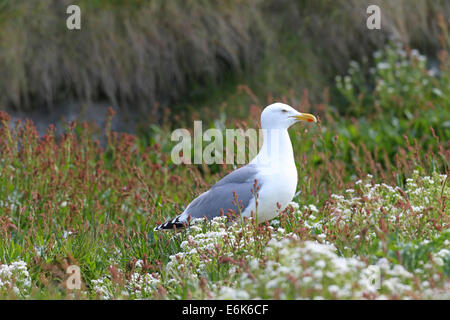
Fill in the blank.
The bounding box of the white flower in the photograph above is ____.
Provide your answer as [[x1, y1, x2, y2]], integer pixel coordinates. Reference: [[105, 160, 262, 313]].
[[432, 88, 443, 97], [373, 50, 382, 59], [218, 287, 250, 299], [315, 260, 326, 268], [377, 62, 390, 70], [410, 49, 420, 57], [289, 202, 300, 210], [63, 230, 73, 239], [0, 261, 32, 297]]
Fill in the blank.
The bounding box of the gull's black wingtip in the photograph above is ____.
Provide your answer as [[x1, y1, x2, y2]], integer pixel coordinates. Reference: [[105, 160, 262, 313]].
[[154, 217, 186, 231]]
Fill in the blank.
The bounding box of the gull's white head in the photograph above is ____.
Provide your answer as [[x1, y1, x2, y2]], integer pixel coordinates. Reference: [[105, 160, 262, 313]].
[[260, 103, 317, 130]]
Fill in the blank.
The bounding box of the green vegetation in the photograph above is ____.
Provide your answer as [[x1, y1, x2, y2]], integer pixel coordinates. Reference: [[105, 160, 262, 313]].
[[0, 36, 448, 299]]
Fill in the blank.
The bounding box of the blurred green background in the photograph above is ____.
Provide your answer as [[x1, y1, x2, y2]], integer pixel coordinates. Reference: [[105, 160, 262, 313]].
[[0, 0, 448, 126]]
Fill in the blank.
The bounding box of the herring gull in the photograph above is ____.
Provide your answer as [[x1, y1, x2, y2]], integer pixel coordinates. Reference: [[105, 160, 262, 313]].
[[155, 103, 317, 230]]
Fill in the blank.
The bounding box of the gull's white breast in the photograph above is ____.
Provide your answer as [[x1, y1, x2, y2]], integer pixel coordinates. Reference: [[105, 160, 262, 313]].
[[242, 163, 298, 222]]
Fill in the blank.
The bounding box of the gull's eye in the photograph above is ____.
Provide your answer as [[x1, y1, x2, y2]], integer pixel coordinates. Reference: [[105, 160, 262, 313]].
[[281, 109, 288, 113]]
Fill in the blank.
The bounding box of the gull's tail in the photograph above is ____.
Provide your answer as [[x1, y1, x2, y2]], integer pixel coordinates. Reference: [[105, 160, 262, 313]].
[[154, 216, 186, 231]]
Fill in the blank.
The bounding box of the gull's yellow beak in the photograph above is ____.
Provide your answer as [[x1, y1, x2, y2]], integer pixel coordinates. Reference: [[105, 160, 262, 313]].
[[293, 113, 317, 123]]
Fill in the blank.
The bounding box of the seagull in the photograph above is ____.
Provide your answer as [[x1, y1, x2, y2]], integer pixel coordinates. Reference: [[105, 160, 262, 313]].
[[155, 103, 317, 230]]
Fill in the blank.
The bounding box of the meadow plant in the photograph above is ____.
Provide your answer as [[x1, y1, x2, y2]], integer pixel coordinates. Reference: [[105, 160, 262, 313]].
[[0, 39, 448, 299], [0, 261, 31, 298]]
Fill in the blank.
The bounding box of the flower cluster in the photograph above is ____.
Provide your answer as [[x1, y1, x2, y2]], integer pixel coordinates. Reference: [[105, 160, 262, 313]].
[[0, 261, 31, 297], [323, 172, 448, 245], [218, 238, 376, 299], [91, 257, 163, 299], [89, 170, 448, 300], [336, 41, 449, 116]]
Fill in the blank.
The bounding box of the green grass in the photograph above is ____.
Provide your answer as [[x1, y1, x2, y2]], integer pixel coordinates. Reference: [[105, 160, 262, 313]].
[[0, 40, 449, 299]]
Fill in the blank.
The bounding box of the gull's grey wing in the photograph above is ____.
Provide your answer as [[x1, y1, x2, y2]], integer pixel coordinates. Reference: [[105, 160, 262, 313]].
[[155, 164, 259, 230]]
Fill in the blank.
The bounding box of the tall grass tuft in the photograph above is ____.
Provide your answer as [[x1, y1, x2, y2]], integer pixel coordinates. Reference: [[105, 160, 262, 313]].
[[0, 0, 448, 114]]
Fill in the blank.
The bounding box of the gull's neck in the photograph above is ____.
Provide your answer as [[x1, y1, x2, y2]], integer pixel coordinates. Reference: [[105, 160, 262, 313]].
[[251, 128, 295, 169]]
